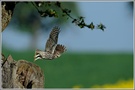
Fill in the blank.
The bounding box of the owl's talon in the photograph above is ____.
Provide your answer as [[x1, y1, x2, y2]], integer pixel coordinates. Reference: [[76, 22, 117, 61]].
[[35, 54, 40, 57], [34, 57, 41, 61]]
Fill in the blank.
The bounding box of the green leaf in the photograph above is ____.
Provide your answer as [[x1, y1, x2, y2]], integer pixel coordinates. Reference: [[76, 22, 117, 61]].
[[89, 22, 95, 30], [97, 23, 106, 31]]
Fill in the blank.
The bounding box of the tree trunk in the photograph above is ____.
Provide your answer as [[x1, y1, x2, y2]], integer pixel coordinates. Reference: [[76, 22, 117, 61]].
[[2, 2, 15, 32], [1, 2, 45, 88], [1, 54, 44, 88]]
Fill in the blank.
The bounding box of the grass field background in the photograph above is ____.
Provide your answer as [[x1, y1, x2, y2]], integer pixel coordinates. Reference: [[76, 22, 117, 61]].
[[2, 47, 133, 88]]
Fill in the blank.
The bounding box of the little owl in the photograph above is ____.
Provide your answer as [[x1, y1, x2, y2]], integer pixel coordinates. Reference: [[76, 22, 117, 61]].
[[34, 26, 66, 61]]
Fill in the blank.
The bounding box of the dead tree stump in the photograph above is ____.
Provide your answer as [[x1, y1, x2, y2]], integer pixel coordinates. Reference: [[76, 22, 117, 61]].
[[1, 54, 44, 88]]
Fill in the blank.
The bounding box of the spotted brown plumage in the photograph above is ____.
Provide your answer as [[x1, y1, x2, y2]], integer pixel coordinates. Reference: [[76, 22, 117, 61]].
[[34, 26, 66, 61]]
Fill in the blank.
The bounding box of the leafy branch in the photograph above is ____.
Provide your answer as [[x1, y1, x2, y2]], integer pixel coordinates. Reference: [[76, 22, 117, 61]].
[[32, 1, 106, 31]]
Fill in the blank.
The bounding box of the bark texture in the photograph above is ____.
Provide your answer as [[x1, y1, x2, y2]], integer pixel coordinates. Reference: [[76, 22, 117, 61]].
[[1, 54, 44, 88], [1, 2, 45, 88], [1, 2, 16, 31]]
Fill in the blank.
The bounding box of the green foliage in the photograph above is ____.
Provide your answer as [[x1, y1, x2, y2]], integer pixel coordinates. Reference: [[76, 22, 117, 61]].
[[12, 2, 40, 33], [3, 1, 106, 33], [97, 23, 106, 31], [10, 1, 80, 33], [30, 1, 106, 31]]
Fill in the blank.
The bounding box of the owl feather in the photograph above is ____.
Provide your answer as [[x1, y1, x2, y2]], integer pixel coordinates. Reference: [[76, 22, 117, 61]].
[[34, 26, 66, 61]]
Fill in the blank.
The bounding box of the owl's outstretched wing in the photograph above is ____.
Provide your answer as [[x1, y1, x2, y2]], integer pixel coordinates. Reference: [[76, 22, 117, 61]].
[[53, 44, 66, 59], [45, 26, 60, 54]]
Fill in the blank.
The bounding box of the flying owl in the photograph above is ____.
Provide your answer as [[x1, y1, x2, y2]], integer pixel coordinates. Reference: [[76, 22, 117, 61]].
[[34, 26, 66, 61]]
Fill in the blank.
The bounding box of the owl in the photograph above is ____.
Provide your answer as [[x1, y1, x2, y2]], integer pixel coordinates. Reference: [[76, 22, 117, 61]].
[[34, 26, 66, 61]]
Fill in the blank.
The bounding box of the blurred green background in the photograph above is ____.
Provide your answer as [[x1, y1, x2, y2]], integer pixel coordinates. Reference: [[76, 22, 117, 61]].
[[2, 48, 133, 88], [2, 1, 133, 88]]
